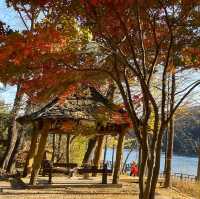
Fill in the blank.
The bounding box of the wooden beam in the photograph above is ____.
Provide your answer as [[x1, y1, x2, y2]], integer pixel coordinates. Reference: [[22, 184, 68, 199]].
[[49, 129, 74, 135], [96, 131, 118, 136]]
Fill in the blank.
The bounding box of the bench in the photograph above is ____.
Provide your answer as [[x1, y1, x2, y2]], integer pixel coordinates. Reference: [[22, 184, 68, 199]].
[[42, 160, 78, 184], [77, 164, 112, 184]]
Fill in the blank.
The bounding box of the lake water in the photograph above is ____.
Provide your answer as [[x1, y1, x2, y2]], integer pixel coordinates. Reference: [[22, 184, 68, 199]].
[[105, 148, 198, 176]]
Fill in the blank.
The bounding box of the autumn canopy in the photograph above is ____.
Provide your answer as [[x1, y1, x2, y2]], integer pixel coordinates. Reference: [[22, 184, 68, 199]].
[[0, 0, 200, 199]]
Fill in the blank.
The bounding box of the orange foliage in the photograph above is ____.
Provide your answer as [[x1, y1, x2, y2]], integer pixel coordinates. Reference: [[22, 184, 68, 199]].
[[61, 121, 75, 131]]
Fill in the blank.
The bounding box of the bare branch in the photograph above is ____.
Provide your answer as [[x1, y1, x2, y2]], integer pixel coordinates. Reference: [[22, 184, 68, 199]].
[[166, 80, 200, 124]]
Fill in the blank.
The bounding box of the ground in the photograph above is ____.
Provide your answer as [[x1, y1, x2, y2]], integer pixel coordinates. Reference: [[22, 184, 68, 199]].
[[0, 175, 196, 199]]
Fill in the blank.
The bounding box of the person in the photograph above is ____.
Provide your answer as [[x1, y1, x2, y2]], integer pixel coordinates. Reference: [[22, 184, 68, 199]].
[[130, 161, 138, 176]]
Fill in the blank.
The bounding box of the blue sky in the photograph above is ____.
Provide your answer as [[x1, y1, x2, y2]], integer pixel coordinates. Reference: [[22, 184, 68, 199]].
[[0, 0, 25, 104], [0, 0, 24, 30]]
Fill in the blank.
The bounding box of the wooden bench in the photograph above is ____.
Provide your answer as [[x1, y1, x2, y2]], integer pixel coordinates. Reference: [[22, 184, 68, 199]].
[[77, 164, 112, 184], [42, 160, 78, 184]]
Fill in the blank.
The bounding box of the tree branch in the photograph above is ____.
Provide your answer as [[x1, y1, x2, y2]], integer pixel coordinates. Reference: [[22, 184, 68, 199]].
[[166, 80, 200, 124]]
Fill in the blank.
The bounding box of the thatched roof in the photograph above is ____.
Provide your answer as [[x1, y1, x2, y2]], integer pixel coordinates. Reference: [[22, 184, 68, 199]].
[[17, 97, 95, 124], [17, 87, 129, 129]]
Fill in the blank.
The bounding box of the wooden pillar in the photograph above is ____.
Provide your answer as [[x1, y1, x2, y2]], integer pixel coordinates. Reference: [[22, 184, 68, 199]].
[[92, 135, 104, 176], [111, 144, 115, 171], [52, 134, 56, 162], [112, 129, 125, 184], [23, 123, 40, 177], [103, 136, 108, 164], [56, 134, 62, 162], [30, 121, 50, 185], [66, 134, 70, 165]]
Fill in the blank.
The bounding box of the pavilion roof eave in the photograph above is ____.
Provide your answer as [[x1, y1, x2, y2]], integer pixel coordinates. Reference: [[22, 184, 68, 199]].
[[17, 114, 95, 124]]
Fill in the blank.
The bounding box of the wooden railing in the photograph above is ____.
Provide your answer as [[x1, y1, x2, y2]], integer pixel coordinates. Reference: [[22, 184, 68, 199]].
[[107, 160, 199, 183], [159, 172, 197, 181], [172, 173, 197, 181]]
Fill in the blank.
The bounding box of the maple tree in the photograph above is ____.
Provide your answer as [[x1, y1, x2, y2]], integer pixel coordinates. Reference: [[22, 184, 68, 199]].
[[0, 0, 200, 199], [0, 1, 58, 171], [54, 1, 200, 198]]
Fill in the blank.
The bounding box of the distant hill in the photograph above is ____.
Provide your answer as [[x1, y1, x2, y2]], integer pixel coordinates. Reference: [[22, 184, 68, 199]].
[[172, 106, 200, 156]]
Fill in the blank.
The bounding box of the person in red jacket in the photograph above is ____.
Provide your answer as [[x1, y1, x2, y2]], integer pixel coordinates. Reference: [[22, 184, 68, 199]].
[[130, 161, 139, 176]]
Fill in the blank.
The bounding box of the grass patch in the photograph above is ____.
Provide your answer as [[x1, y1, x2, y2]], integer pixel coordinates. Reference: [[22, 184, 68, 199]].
[[172, 179, 200, 199]]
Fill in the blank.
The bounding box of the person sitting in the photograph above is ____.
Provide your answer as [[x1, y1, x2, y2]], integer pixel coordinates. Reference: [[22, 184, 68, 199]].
[[130, 161, 139, 176]]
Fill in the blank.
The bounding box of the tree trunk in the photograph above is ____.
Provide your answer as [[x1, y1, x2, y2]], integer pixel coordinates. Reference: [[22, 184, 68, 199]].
[[138, 144, 141, 173], [122, 141, 135, 173], [7, 126, 25, 173], [163, 128, 168, 174], [82, 136, 97, 165], [164, 73, 175, 188], [66, 134, 70, 165], [7, 103, 31, 174], [196, 147, 200, 181], [1, 84, 22, 171], [23, 123, 40, 177], [112, 131, 125, 184], [148, 126, 166, 199], [138, 142, 148, 199], [30, 121, 50, 185], [164, 117, 174, 187], [92, 135, 104, 176]]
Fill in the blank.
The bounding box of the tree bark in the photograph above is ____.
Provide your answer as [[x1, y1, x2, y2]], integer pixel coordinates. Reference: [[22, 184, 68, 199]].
[[164, 117, 174, 187], [82, 136, 97, 165], [92, 135, 104, 176], [6, 126, 24, 173], [139, 142, 148, 199], [148, 126, 166, 199], [30, 120, 50, 185], [122, 141, 136, 173], [196, 147, 200, 181], [112, 131, 125, 184], [1, 84, 22, 171], [164, 73, 175, 187]]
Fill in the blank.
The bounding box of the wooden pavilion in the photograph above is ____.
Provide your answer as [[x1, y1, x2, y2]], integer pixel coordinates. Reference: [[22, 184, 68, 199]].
[[17, 87, 130, 185]]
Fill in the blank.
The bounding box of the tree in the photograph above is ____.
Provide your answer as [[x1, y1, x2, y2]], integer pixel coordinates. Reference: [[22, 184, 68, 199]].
[[0, 2, 38, 172], [58, 1, 200, 198], [0, 100, 10, 163], [0, 1, 200, 198], [1, 84, 22, 171], [196, 141, 200, 181], [164, 73, 176, 187]]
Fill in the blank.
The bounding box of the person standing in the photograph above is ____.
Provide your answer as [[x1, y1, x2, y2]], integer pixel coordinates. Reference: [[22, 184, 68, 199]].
[[130, 161, 139, 176]]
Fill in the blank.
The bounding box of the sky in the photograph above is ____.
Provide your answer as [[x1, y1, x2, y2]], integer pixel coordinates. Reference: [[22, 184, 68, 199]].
[[0, 0, 25, 30], [0, 0, 24, 105]]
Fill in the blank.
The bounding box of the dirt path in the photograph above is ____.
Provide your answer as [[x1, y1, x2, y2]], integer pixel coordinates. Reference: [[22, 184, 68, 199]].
[[0, 177, 195, 199]]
